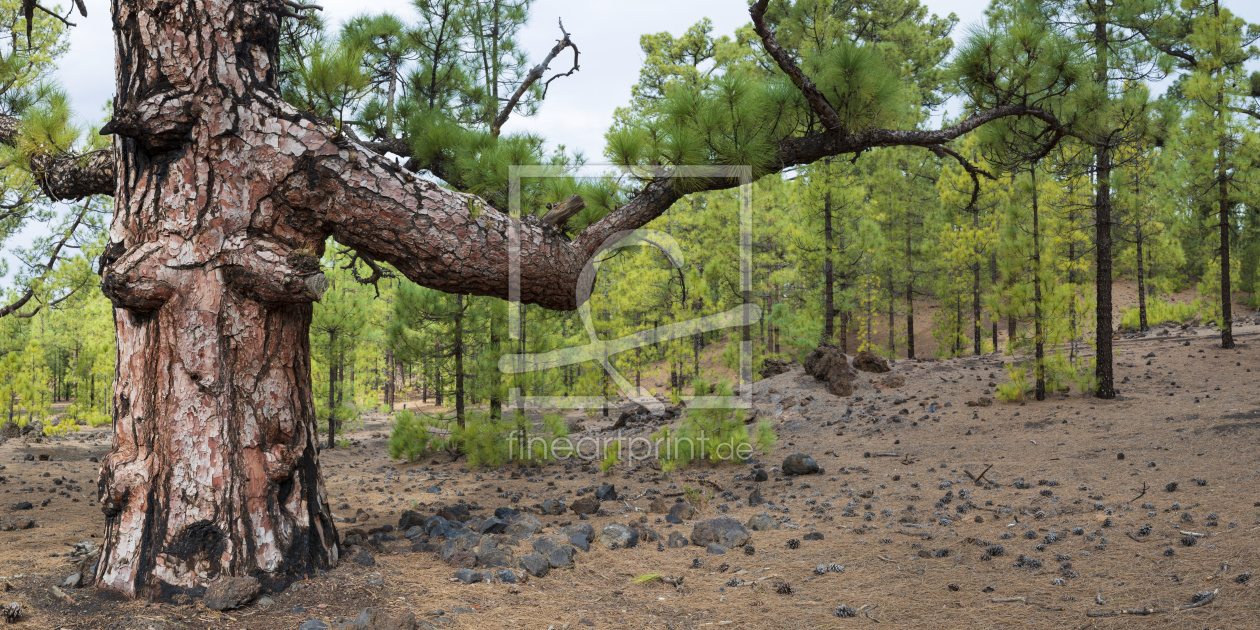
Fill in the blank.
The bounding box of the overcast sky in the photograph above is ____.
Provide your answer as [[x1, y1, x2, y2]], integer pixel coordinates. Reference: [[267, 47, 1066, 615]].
[[51, 0, 1260, 161]]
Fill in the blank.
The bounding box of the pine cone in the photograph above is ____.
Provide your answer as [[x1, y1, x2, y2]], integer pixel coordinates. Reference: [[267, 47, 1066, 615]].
[[2, 602, 21, 623]]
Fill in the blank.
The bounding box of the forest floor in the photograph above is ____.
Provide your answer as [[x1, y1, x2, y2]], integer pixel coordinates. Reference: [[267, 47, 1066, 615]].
[[2, 317, 1260, 629]]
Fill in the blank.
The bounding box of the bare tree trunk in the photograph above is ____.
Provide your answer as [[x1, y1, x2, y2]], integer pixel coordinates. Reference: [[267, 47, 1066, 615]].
[[1032, 166, 1045, 401], [972, 210, 982, 355], [823, 161, 835, 342], [905, 284, 914, 359], [454, 295, 465, 426], [1092, 15, 1117, 399]]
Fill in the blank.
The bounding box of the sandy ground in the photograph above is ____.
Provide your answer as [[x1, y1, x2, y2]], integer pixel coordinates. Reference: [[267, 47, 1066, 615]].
[[1, 316, 1259, 629]]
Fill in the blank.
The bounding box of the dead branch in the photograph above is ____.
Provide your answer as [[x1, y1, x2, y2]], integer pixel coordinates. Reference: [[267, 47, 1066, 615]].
[[1085, 589, 1218, 617], [965, 464, 993, 485], [541, 194, 586, 227], [491, 19, 579, 136], [1129, 482, 1148, 503]]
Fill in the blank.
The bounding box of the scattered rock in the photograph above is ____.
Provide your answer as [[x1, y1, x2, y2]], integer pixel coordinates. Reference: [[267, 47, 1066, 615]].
[[595, 484, 618, 502], [540, 498, 567, 516], [759, 359, 791, 379], [350, 549, 376, 567], [203, 576, 261, 611], [333, 607, 417, 630], [453, 569, 485, 584], [803, 344, 855, 396], [570, 495, 600, 515], [746, 514, 779, 531], [519, 552, 550, 578], [705, 542, 727, 555], [781, 453, 820, 476], [853, 350, 891, 373], [691, 518, 751, 549], [667, 502, 696, 522], [599, 523, 638, 549], [667, 532, 690, 549]]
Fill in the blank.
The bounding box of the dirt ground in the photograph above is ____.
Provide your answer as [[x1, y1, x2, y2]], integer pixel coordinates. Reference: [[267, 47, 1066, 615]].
[[2, 315, 1259, 629]]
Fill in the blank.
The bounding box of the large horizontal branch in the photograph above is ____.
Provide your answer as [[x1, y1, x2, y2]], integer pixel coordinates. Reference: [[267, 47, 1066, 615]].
[[298, 101, 1063, 311], [0, 114, 114, 199]]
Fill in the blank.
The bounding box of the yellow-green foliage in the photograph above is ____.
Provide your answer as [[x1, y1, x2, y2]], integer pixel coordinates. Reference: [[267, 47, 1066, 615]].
[[653, 379, 776, 471], [43, 415, 78, 437], [1119, 298, 1205, 329], [600, 440, 620, 476], [996, 366, 1029, 402], [388, 409, 441, 461]]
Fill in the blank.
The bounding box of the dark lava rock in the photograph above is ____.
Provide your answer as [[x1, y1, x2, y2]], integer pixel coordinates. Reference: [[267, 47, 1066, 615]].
[[570, 495, 600, 515], [453, 569, 485, 584], [803, 532, 824, 541], [595, 484, 618, 502], [759, 359, 791, 379], [546, 546, 575, 569], [667, 531, 690, 549], [398, 510, 426, 531], [781, 453, 820, 476], [561, 523, 595, 545], [479, 517, 509, 535], [705, 543, 727, 555], [519, 552, 550, 578], [350, 549, 376, 567], [203, 576, 261, 611], [746, 514, 778, 531], [10, 502, 33, 511], [540, 498, 567, 516], [852, 350, 891, 373], [803, 344, 855, 396], [333, 607, 417, 630], [691, 518, 751, 548], [599, 523, 638, 549], [667, 502, 696, 522], [751, 469, 768, 482]]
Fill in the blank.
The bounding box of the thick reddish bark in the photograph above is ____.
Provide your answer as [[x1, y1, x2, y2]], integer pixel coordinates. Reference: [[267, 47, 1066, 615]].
[[93, 0, 340, 598]]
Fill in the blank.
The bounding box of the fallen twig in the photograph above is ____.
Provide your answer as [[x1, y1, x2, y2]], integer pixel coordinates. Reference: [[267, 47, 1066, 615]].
[[1085, 589, 1218, 617], [965, 464, 993, 485], [872, 452, 899, 458], [1179, 530, 1206, 537], [50, 585, 75, 605], [1126, 532, 1146, 543], [1129, 482, 1148, 503], [992, 597, 1027, 603]]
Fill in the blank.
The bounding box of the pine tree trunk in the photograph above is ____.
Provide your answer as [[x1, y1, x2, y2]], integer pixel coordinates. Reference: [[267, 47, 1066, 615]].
[[1032, 167, 1045, 401], [1136, 223, 1147, 331], [972, 210, 982, 355], [93, 0, 346, 598], [1092, 15, 1117, 399], [905, 284, 914, 360], [455, 295, 465, 426], [1218, 132, 1234, 349], [823, 166, 835, 342]]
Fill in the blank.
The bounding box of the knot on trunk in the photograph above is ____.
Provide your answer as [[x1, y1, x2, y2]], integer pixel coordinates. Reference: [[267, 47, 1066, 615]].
[[101, 92, 196, 154], [100, 242, 176, 313], [222, 242, 328, 304]]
